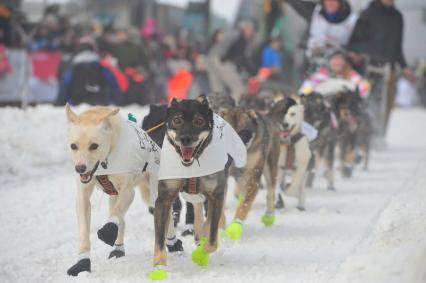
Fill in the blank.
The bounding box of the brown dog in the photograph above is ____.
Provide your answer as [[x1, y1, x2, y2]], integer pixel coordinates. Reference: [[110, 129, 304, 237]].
[[220, 106, 281, 240]]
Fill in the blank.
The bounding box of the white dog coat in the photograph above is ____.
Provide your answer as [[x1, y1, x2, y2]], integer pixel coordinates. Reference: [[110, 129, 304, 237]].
[[95, 117, 161, 204], [158, 113, 247, 180], [302, 121, 318, 142]]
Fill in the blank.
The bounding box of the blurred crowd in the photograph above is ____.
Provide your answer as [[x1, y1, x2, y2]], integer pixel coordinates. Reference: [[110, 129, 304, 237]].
[[0, 0, 425, 110]]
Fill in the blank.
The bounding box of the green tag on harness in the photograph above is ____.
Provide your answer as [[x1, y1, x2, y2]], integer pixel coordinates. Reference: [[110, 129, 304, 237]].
[[127, 113, 137, 123]]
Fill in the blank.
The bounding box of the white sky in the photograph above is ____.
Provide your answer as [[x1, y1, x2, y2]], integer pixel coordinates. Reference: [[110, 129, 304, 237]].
[[157, 0, 241, 23]]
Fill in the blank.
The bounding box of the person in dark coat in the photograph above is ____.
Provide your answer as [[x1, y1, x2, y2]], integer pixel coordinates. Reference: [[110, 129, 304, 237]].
[[348, 0, 412, 73], [348, 0, 416, 134], [56, 40, 121, 106]]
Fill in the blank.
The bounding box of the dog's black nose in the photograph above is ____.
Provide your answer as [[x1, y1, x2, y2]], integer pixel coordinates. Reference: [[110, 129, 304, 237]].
[[179, 135, 192, 146], [282, 122, 289, 129], [75, 164, 87, 174]]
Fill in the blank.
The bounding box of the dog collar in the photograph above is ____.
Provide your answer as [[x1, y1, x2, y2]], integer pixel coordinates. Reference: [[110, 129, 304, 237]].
[[280, 131, 305, 145]]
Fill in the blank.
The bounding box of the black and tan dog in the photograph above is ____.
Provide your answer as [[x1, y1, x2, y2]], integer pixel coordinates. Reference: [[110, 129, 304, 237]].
[[299, 93, 337, 190], [142, 104, 199, 238], [331, 90, 363, 178], [220, 107, 281, 240], [148, 96, 246, 280]]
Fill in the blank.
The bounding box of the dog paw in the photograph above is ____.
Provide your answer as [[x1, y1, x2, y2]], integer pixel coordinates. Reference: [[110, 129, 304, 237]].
[[327, 185, 336, 191], [261, 214, 275, 226], [167, 239, 184, 253], [275, 194, 285, 209], [192, 237, 209, 267], [67, 258, 91, 276], [148, 266, 168, 281], [97, 222, 118, 246], [226, 222, 243, 241], [108, 249, 125, 259]]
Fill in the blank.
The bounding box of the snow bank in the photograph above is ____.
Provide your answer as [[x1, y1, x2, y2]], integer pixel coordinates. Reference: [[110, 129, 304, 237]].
[[330, 169, 426, 283], [328, 109, 426, 283], [0, 105, 148, 181]]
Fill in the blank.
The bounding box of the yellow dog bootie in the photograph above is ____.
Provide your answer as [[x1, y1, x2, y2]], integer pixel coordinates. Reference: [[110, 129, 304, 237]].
[[226, 221, 243, 240], [148, 265, 168, 281], [192, 237, 210, 266], [261, 214, 275, 226]]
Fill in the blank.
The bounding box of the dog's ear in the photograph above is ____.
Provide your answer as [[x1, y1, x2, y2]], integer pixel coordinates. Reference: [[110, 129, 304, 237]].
[[169, 98, 180, 108], [65, 103, 78, 124], [98, 108, 119, 131], [196, 94, 209, 106], [218, 108, 229, 118], [248, 109, 258, 120], [99, 107, 119, 122], [268, 97, 291, 123]]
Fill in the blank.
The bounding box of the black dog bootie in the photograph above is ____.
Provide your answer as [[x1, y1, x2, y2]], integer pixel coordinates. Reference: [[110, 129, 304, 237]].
[[67, 258, 91, 276], [97, 222, 118, 246]]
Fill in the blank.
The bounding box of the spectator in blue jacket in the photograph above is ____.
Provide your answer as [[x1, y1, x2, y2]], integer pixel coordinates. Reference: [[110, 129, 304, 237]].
[[261, 37, 283, 73], [56, 38, 121, 106]]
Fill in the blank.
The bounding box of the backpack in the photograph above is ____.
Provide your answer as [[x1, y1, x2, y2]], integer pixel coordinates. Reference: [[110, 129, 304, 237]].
[[69, 62, 108, 105]]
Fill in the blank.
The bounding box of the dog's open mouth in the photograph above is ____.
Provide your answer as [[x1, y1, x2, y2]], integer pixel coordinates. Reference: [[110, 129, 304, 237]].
[[79, 171, 94, 184], [280, 125, 295, 140], [181, 146, 195, 163], [79, 162, 99, 184], [177, 142, 203, 166]]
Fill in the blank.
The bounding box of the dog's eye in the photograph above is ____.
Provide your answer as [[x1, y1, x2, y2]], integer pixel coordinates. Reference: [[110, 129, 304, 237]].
[[89, 143, 99, 151], [290, 112, 296, 117], [172, 117, 183, 127], [193, 117, 205, 127], [70, 143, 78, 150]]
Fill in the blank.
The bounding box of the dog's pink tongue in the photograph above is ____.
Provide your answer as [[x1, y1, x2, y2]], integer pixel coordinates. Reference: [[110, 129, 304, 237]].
[[181, 146, 194, 161], [280, 130, 290, 139]]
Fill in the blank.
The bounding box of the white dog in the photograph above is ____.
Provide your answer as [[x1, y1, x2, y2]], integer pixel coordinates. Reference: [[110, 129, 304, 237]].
[[272, 97, 312, 210], [65, 104, 176, 276]]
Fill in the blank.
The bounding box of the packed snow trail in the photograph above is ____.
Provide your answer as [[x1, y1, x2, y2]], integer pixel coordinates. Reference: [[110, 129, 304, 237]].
[[0, 106, 425, 283]]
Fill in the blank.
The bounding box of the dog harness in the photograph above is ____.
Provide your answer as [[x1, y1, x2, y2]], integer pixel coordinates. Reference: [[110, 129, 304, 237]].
[[94, 117, 161, 203], [282, 132, 305, 170], [158, 113, 247, 180], [180, 177, 206, 203], [96, 175, 119, 195]]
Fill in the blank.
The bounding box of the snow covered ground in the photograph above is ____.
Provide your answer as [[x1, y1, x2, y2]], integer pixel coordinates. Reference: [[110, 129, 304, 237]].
[[0, 105, 425, 283]]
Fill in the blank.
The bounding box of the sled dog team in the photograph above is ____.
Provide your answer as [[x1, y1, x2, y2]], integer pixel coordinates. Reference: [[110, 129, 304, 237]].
[[65, 91, 367, 280]]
